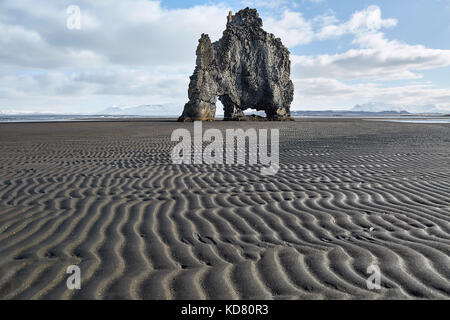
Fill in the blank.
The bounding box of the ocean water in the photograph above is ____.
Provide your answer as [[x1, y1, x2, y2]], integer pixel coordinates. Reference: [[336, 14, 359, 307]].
[[1, 114, 449, 123], [0, 115, 152, 123], [384, 119, 450, 124], [369, 119, 450, 124]]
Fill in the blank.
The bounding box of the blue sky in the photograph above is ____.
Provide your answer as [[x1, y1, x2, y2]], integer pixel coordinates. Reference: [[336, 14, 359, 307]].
[[1, 0, 450, 114]]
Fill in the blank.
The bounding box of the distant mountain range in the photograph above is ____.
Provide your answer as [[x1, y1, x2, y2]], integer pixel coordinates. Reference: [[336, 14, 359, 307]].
[[0, 110, 60, 115], [290, 110, 410, 117], [351, 102, 441, 113], [291, 102, 443, 116], [0, 105, 182, 116], [1, 102, 445, 117]]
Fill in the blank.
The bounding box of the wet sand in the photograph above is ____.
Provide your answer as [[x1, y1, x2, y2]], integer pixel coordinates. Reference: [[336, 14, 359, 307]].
[[0, 118, 449, 299]]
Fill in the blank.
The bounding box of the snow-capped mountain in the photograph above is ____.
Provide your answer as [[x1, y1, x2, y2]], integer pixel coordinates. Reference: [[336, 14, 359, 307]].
[[352, 102, 441, 114]]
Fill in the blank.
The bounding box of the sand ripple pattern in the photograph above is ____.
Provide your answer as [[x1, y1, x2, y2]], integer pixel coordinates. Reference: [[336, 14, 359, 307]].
[[0, 120, 449, 299]]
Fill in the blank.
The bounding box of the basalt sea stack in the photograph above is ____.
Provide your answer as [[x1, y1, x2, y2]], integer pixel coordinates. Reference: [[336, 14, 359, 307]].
[[178, 8, 294, 121]]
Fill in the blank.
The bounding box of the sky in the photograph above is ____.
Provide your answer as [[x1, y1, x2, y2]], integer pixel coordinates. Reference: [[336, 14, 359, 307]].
[[1, 0, 450, 114]]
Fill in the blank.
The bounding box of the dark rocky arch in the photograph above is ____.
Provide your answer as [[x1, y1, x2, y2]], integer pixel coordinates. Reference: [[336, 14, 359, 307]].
[[178, 8, 294, 122]]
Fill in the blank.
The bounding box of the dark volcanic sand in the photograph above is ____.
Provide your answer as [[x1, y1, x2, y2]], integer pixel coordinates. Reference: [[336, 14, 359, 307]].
[[0, 119, 449, 299]]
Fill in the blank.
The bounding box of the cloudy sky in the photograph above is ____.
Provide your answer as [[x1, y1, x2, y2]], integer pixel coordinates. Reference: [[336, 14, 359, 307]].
[[1, 0, 450, 114]]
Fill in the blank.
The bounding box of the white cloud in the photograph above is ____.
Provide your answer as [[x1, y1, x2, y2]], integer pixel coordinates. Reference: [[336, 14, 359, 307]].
[[0, 21, 106, 69], [0, 66, 189, 106], [317, 5, 397, 39], [0, 0, 229, 69], [265, 10, 314, 47], [292, 35, 450, 81], [264, 5, 397, 48], [0, 0, 231, 112], [293, 78, 450, 111], [290, 6, 450, 83]]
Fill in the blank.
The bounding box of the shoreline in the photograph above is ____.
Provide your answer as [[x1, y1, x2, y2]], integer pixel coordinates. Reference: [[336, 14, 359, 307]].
[[1, 114, 449, 124]]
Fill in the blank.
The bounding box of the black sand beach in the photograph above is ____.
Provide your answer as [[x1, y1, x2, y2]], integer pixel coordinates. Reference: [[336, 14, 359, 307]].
[[0, 119, 449, 299]]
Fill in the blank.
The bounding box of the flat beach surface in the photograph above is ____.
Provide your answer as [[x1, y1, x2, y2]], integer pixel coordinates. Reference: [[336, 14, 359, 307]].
[[0, 119, 449, 299]]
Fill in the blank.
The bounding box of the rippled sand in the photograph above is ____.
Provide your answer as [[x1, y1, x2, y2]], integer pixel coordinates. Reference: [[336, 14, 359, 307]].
[[0, 118, 449, 299]]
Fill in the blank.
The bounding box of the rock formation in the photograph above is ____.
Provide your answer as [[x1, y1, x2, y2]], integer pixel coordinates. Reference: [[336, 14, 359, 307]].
[[178, 8, 294, 121]]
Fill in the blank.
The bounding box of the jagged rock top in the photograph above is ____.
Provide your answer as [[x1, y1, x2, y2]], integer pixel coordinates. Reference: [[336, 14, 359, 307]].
[[228, 8, 263, 28]]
